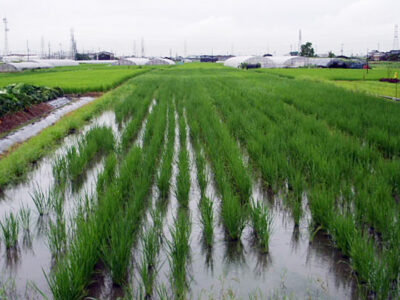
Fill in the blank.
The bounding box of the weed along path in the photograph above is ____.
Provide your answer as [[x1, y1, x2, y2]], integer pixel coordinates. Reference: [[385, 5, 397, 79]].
[[0, 65, 399, 298]]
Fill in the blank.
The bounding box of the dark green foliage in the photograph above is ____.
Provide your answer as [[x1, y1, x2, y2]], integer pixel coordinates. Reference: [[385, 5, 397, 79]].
[[0, 83, 63, 117]]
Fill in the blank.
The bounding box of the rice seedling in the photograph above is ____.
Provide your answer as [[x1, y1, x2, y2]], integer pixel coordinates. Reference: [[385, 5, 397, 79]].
[[138, 226, 161, 298], [249, 199, 273, 253], [221, 191, 246, 241], [157, 106, 176, 199], [47, 217, 67, 259], [101, 213, 134, 286], [96, 152, 117, 195], [176, 148, 190, 207], [199, 196, 214, 247], [167, 210, 191, 299], [52, 155, 67, 189], [0, 213, 19, 249], [65, 126, 115, 180], [18, 205, 31, 232], [29, 185, 52, 216]]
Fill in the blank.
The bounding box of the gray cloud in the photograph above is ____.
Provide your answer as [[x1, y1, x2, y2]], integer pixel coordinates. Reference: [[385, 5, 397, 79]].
[[2, 0, 399, 56]]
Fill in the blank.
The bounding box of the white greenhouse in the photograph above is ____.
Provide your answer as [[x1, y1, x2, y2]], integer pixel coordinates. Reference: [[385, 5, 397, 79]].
[[224, 55, 309, 69], [0, 61, 53, 72], [147, 58, 175, 65], [32, 59, 79, 67], [77, 60, 117, 65], [114, 57, 150, 66]]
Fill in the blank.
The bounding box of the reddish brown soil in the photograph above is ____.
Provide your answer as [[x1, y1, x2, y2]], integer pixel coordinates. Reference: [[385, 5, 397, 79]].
[[0, 103, 53, 134]]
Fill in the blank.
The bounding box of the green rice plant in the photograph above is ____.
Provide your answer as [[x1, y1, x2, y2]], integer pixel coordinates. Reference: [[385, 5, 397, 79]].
[[330, 213, 357, 257], [18, 205, 31, 232], [199, 196, 214, 247], [249, 199, 273, 253], [0, 213, 19, 249], [65, 126, 115, 180], [101, 213, 134, 286], [29, 185, 52, 216], [46, 212, 100, 299], [52, 155, 67, 189], [167, 210, 191, 299], [221, 191, 246, 240], [138, 226, 161, 298], [47, 217, 67, 259], [176, 148, 190, 207], [157, 106, 176, 199], [96, 152, 117, 195]]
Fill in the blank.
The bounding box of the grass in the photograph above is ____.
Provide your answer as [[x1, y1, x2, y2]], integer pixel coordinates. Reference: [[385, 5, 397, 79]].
[[0, 64, 151, 93], [0, 213, 19, 249]]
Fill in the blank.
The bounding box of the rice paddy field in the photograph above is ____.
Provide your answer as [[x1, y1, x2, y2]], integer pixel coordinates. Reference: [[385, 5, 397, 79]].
[[0, 64, 153, 93], [263, 62, 400, 98], [0, 63, 400, 299]]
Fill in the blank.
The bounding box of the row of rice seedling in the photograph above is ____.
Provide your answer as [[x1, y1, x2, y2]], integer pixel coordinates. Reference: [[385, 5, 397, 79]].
[[63, 126, 115, 181], [256, 72, 400, 158], [176, 103, 190, 207], [45, 83, 163, 298], [158, 104, 176, 199], [100, 96, 168, 287], [183, 79, 251, 241], [202, 74, 400, 297]]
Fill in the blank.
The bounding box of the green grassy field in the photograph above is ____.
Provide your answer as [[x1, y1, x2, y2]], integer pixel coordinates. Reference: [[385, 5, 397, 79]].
[[0, 63, 399, 298], [0, 64, 154, 93], [261, 64, 400, 98]]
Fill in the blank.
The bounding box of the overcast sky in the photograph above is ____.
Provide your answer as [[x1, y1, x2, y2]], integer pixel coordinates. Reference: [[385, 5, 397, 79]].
[[2, 0, 399, 57]]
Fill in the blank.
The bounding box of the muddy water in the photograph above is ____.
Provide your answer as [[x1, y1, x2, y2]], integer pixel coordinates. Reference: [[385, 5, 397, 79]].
[[0, 97, 96, 155], [0, 110, 120, 298]]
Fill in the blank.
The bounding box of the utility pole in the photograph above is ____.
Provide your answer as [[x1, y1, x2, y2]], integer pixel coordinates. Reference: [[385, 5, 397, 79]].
[[394, 24, 399, 50], [48, 41, 51, 58], [133, 40, 136, 57], [41, 36, 45, 58], [340, 43, 344, 56], [141, 37, 145, 57], [26, 40, 30, 61], [3, 18, 9, 56], [298, 29, 302, 53]]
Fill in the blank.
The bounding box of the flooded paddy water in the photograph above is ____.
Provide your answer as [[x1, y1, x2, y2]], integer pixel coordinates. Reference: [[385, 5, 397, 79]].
[[0, 108, 121, 298], [0, 98, 362, 299]]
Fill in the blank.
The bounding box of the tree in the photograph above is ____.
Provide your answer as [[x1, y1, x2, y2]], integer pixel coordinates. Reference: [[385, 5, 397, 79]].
[[300, 42, 315, 57], [328, 51, 335, 58]]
